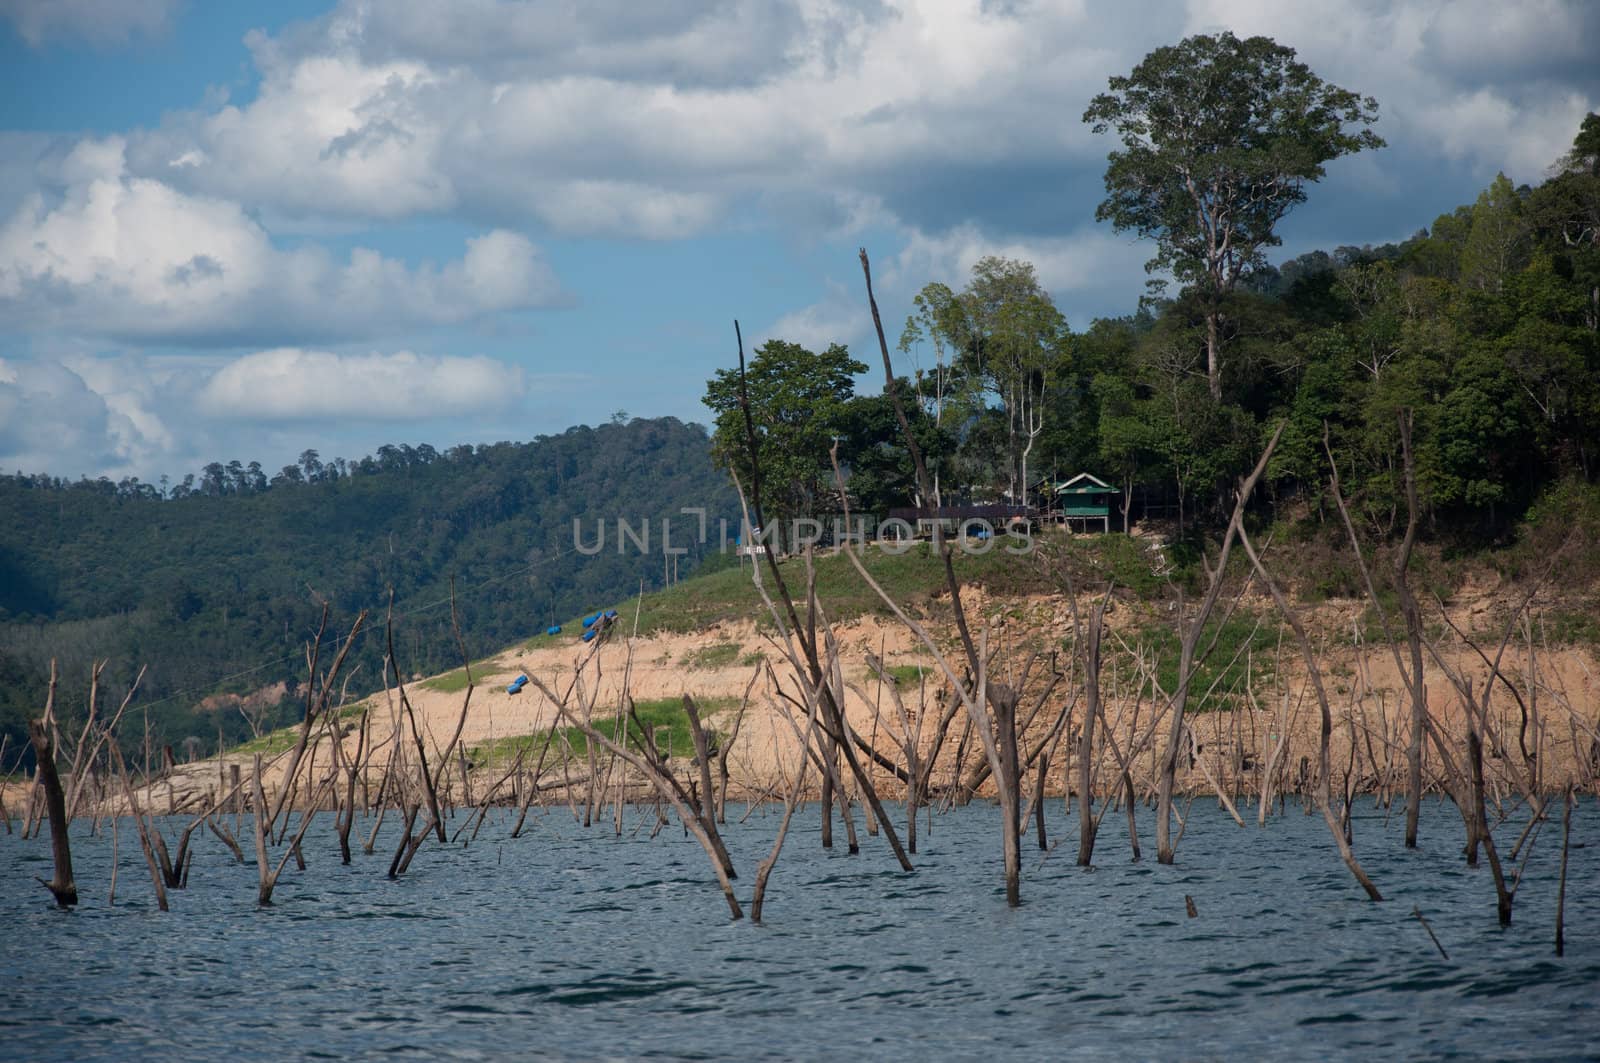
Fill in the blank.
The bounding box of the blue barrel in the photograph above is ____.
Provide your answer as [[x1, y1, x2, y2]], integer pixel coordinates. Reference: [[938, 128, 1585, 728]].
[[582, 612, 603, 629], [582, 628, 598, 642], [546, 625, 561, 636]]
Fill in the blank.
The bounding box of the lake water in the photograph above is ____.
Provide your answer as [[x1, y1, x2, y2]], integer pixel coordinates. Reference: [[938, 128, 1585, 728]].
[[3, 798, 1597, 1060]]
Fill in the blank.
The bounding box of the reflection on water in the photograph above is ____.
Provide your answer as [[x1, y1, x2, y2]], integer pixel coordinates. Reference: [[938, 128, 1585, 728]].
[[2, 800, 1596, 1060]]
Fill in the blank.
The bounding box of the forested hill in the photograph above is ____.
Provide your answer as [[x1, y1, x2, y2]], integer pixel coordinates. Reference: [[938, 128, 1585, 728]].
[[0, 417, 735, 763]]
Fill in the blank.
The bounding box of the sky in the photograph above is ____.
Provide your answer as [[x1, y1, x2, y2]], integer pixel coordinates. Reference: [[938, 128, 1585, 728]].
[[0, 0, 1595, 484]]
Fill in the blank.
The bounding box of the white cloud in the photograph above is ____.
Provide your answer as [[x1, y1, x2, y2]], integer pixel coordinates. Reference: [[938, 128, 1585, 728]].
[[116, 0, 1141, 239], [133, 49, 457, 220], [1182, 0, 1599, 185], [197, 348, 525, 421], [0, 347, 534, 479], [0, 0, 179, 48], [341, 0, 822, 87], [760, 277, 866, 354], [0, 137, 564, 345], [0, 357, 117, 472], [98, 0, 1591, 253], [886, 223, 1153, 324], [1420, 0, 1600, 83]]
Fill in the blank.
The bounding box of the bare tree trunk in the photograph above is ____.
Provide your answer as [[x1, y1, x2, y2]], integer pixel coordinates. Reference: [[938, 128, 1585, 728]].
[[684, 695, 737, 879], [1077, 597, 1107, 866], [1465, 709, 1512, 926], [1237, 522, 1383, 901], [1556, 786, 1573, 955], [995, 679, 1022, 907], [27, 661, 76, 907], [819, 757, 835, 849], [1157, 424, 1281, 863], [206, 814, 245, 863], [529, 675, 745, 919], [752, 684, 823, 924], [109, 743, 167, 911], [1205, 311, 1222, 402]]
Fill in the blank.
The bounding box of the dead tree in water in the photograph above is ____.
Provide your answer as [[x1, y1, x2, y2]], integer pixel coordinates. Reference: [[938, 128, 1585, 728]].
[[1422, 594, 1557, 926], [1325, 416, 1430, 848], [682, 694, 738, 876], [1154, 424, 1281, 865], [847, 249, 1047, 904], [331, 694, 372, 864], [527, 668, 746, 918], [715, 671, 756, 824], [1077, 591, 1111, 866], [108, 742, 168, 911], [27, 661, 76, 907], [854, 656, 966, 855], [751, 670, 825, 923], [65, 665, 146, 823], [266, 607, 367, 834], [235, 606, 365, 900], [1236, 521, 1384, 901], [729, 314, 914, 873], [381, 584, 478, 874], [251, 752, 334, 906]]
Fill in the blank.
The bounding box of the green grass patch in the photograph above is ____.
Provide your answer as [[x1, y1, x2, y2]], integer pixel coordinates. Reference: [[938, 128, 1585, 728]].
[[231, 725, 300, 756], [339, 700, 373, 720], [683, 642, 741, 670], [1131, 607, 1280, 711], [417, 657, 503, 694], [580, 540, 1053, 638], [470, 695, 737, 764], [1539, 608, 1600, 646], [1077, 533, 1183, 597], [887, 663, 938, 686]]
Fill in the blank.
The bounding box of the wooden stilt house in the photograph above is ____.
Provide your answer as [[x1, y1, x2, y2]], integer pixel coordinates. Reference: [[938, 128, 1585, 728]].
[[1053, 472, 1116, 533]]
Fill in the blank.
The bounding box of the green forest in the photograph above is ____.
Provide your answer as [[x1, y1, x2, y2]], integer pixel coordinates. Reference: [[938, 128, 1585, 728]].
[[710, 89, 1600, 557], [0, 417, 735, 766]]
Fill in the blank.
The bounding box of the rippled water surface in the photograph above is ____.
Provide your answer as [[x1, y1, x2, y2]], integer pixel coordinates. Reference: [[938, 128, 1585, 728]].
[[3, 800, 1597, 1060]]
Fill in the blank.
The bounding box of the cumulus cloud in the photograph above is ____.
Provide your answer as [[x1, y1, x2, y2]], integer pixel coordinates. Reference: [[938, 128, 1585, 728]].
[[0, 137, 565, 345], [337, 0, 829, 87], [197, 348, 525, 421], [0, 347, 533, 479], [0, 0, 179, 48], [0, 357, 118, 472], [1184, 0, 1600, 181], [119, 1, 1145, 239], [884, 222, 1154, 325], [98, 0, 1593, 255], [759, 277, 865, 354]]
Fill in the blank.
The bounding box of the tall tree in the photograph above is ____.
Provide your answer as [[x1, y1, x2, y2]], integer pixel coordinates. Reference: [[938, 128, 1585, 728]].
[[703, 340, 867, 535], [1460, 173, 1528, 293], [1084, 31, 1383, 400], [915, 257, 1069, 502]]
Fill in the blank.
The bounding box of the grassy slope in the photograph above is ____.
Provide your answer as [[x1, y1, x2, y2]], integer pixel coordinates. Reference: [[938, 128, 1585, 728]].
[[540, 538, 1069, 641]]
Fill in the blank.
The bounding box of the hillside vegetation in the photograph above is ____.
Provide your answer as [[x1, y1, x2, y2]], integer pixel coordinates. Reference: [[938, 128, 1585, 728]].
[[0, 417, 734, 764]]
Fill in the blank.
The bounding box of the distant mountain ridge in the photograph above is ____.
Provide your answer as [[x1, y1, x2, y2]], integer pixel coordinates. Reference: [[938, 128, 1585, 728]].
[[0, 416, 736, 763]]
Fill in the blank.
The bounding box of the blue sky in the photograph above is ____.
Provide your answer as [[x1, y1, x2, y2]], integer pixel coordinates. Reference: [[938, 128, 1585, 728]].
[[1, 0, 1596, 482]]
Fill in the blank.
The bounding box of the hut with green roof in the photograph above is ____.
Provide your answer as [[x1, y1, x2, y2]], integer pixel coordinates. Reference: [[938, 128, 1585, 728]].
[[1053, 472, 1117, 533]]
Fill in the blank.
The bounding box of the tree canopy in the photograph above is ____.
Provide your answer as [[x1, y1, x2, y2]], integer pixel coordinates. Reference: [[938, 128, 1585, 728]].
[[1084, 31, 1384, 400], [905, 257, 1071, 501], [703, 339, 867, 532]]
